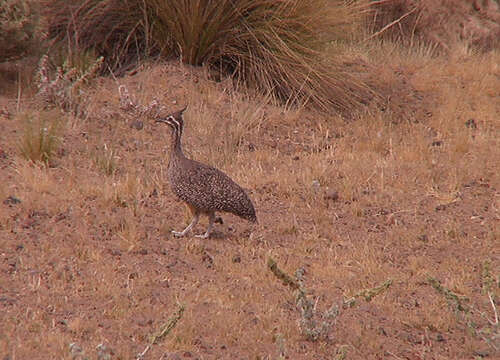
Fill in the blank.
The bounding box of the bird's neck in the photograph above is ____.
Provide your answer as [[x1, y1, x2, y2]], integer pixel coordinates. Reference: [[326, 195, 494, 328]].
[[170, 130, 185, 159]]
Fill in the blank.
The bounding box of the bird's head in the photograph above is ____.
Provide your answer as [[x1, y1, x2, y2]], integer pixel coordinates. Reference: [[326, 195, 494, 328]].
[[155, 106, 187, 136]]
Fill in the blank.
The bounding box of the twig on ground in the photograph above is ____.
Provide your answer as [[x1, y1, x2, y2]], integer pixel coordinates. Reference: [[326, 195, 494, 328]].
[[118, 85, 167, 119]]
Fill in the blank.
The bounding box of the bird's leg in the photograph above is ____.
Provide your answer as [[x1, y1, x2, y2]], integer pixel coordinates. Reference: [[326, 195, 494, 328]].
[[172, 207, 199, 237], [195, 212, 216, 239]]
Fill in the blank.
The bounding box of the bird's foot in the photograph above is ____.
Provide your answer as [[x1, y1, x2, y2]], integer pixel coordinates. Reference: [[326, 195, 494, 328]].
[[172, 230, 187, 237], [194, 232, 210, 239]]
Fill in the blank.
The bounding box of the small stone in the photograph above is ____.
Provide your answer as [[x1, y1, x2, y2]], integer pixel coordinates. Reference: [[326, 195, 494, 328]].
[[417, 234, 428, 242], [465, 118, 477, 129], [324, 190, 339, 202], [130, 120, 143, 130], [232, 255, 241, 263], [163, 353, 181, 360], [110, 249, 122, 256], [431, 140, 443, 147], [435, 204, 447, 211], [311, 180, 320, 189], [3, 196, 21, 205], [473, 349, 490, 357]]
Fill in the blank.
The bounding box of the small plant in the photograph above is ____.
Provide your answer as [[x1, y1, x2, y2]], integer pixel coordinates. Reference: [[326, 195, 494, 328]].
[[36, 53, 103, 116], [137, 305, 185, 359], [268, 257, 335, 341], [18, 110, 61, 165], [428, 272, 499, 352], [93, 144, 118, 176], [268, 257, 392, 342]]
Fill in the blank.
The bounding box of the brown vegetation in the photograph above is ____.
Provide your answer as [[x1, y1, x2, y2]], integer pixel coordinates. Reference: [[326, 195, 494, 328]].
[[0, 0, 499, 359], [41, 0, 372, 113], [367, 0, 500, 52]]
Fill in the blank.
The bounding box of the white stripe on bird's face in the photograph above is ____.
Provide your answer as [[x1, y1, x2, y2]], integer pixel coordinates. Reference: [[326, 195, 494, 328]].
[[167, 115, 183, 138], [167, 115, 180, 129]]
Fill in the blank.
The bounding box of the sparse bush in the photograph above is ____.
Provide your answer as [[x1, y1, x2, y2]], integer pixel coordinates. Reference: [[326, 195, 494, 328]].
[[428, 274, 499, 350], [36, 53, 103, 115], [43, 0, 374, 113], [0, 0, 40, 62], [268, 257, 393, 342], [18, 110, 62, 165]]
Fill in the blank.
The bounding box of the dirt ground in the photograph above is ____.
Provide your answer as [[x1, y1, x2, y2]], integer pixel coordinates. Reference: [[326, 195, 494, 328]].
[[0, 45, 499, 359]]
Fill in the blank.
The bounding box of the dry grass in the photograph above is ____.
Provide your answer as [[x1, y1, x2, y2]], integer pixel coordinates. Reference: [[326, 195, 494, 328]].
[[365, 0, 500, 52], [17, 109, 62, 165], [0, 0, 41, 62], [41, 0, 374, 114], [0, 29, 499, 360]]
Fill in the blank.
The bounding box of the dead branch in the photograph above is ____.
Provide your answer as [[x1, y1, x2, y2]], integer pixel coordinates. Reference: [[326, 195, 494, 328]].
[[118, 84, 168, 119]]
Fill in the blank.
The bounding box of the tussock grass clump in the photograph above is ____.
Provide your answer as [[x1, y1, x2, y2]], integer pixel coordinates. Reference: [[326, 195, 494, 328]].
[[149, 0, 373, 112], [18, 110, 62, 165], [42, 0, 156, 73], [43, 0, 374, 113]]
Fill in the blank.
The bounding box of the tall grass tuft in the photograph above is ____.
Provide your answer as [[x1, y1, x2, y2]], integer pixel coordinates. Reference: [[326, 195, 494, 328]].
[[18, 110, 62, 165], [43, 0, 374, 113], [152, 0, 373, 112], [42, 0, 158, 74]]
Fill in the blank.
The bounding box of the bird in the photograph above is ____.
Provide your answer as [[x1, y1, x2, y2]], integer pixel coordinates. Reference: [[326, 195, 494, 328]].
[[156, 106, 257, 238]]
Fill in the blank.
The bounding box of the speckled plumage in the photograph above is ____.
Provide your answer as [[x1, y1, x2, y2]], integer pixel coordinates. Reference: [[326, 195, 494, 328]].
[[156, 107, 256, 238]]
